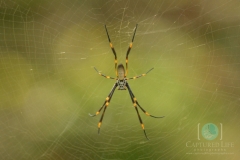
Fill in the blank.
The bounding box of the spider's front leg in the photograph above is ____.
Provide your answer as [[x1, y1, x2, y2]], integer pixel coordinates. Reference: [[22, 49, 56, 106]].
[[126, 82, 164, 140], [125, 24, 138, 77], [89, 83, 118, 134], [105, 25, 118, 76]]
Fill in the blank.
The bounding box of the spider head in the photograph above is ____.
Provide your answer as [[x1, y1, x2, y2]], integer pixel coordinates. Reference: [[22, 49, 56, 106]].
[[117, 63, 125, 80]]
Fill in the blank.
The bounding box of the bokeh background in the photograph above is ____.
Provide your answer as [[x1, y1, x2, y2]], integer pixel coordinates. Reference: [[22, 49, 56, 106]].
[[0, 0, 240, 159]]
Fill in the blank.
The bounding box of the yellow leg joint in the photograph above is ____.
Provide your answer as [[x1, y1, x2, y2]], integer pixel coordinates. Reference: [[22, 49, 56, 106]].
[[130, 42, 133, 48], [106, 102, 109, 106], [142, 74, 146, 76], [133, 97, 137, 101], [96, 111, 100, 115], [126, 59, 128, 63], [106, 76, 110, 79], [115, 60, 117, 63], [141, 124, 145, 130], [98, 122, 102, 128], [145, 112, 150, 116], [106, 97, 109, 101], [133, 103, 137, 107], [110, 43, 113, 48]]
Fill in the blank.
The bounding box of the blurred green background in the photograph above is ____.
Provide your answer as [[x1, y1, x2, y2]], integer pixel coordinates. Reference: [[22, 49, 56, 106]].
[[0, 0, 240, 159]]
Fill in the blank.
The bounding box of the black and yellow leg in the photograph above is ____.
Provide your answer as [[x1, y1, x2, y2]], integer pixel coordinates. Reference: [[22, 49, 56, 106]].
[[105, 25, 118, 76], [127, 68, 154, 80], [97, 101, 110, 134], [88, 97, 110, 117], [89, 83, 118, 134], [135, 99, 165, 118], [125, 24, 138, 77], [126, 83, 164, 139], [134, 101, 149, 140], [94, 67, 116, 80], [89, 83, 117, 117], [126, 83, 149, 139], [126, 83, 164, 118]]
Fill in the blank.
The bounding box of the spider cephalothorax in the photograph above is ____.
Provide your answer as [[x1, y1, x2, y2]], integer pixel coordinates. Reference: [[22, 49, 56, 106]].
[[89, 24, 164, 140]]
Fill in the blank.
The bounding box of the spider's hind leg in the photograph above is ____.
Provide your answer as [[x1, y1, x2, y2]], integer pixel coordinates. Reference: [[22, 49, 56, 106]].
[[89, 83, 118, 134], [126, 83, 165, 118], [126, 82, 164, 140], [126, 83, 149, 140]]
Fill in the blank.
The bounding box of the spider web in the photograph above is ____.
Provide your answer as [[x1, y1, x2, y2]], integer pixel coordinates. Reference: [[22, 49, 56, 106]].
[[0, 0, 240, 159]]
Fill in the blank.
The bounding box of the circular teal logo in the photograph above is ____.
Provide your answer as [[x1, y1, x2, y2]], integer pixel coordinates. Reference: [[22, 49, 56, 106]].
[[201, 123, 218, 140]]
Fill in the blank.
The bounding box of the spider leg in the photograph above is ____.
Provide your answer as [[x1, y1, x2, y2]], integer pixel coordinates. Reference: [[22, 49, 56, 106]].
[[105, 25, 118, 76], [89, 83, 118, 134], [126, 82, 149, 140], [126, 83, 165, 118], [89, 83, 117, 117], [127, 68, 154, 80], [94, 67, 116, 80], [125, 24, 138, 77]]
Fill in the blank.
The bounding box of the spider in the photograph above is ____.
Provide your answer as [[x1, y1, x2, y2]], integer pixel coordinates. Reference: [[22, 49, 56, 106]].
[[89, 24, 164, 140]]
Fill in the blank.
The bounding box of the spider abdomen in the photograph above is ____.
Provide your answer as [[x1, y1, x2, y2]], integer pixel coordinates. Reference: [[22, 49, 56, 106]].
[[117, 79, 127, 90]]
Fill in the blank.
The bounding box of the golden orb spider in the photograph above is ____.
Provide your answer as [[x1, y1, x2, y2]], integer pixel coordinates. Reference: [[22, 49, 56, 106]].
[[89, 24, 164, 140]]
